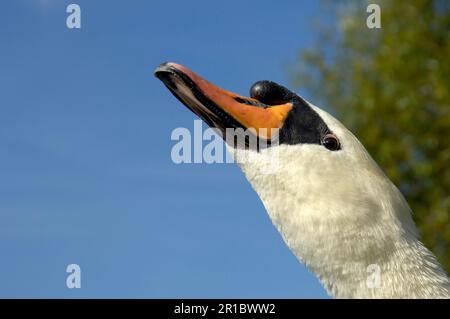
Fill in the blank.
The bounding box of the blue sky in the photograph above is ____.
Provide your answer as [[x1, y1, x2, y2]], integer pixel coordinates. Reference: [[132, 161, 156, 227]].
[[0, 0, 330, 298]]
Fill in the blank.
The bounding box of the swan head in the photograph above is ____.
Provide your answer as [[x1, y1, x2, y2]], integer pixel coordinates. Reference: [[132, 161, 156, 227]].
[[155, 62, 426, 297]]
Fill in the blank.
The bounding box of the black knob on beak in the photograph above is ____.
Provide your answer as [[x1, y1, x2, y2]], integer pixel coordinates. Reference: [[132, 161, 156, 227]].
[[250, 81, 297, 105]]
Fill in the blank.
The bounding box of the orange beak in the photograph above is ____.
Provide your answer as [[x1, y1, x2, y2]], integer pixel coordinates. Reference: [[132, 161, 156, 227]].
[[154, 62, 293, 140]]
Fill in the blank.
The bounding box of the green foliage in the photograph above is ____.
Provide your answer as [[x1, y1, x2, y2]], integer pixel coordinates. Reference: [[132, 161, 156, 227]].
[[292, 0, 450, 270]]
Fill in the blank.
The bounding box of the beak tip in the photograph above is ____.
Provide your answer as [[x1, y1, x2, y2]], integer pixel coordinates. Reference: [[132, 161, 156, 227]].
[[154, 62, 175, 77]]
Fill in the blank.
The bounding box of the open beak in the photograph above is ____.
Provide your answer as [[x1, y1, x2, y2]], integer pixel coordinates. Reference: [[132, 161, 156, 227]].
[[154, 62, 293, 142]]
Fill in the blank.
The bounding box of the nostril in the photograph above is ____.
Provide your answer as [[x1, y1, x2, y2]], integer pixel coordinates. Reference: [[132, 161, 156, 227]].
[[250, 80, 295, 105], [234, 97, 268, 108]]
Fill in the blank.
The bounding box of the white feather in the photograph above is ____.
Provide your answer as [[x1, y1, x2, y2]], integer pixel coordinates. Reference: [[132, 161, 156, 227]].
[[230, 103, 450, 298]]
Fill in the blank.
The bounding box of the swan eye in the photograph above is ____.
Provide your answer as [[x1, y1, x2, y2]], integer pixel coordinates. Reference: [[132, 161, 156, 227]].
[[322, 134, 340, 151]]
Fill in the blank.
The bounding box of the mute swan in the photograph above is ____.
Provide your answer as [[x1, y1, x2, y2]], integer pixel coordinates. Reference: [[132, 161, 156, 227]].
[[154, 62, 450, 298]]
